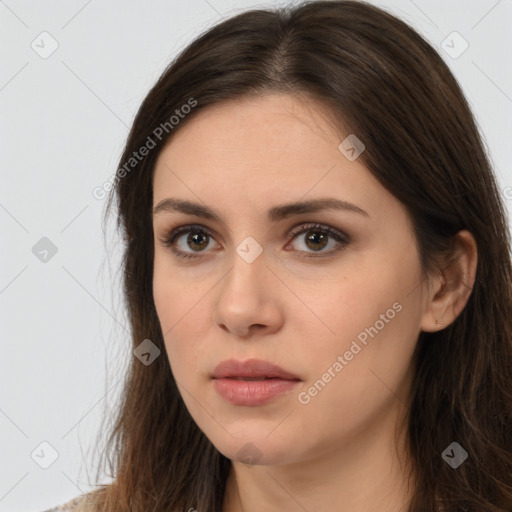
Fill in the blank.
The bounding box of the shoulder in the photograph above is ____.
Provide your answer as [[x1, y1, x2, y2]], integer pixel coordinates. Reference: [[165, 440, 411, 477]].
[[41, 494, 91, 512]]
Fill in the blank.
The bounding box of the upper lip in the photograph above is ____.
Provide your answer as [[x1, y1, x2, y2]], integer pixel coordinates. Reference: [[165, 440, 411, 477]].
[[212, 358, 301, 380]]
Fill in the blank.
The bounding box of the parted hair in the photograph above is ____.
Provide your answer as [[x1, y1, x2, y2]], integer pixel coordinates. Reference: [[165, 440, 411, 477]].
[[78, 1, 512, 510]]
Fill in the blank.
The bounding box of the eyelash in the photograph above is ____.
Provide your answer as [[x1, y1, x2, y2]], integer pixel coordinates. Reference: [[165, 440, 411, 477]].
[[158, 222, 350, 260]]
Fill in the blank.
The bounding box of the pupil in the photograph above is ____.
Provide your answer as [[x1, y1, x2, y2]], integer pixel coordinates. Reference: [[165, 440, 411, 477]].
[[306, 231, 327, 251], [188, 232, 208, 251]]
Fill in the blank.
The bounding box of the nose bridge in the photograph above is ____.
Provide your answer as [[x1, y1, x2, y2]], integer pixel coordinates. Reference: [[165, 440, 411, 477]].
[[212, 234, 278, 335], [225, 235, 267, 294], [235, 233, 265, 266]]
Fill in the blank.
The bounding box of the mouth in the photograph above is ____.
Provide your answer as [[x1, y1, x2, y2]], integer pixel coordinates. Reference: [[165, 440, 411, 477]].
[[212, 377, 300, 406], [211, 359, 301, 406], [211, 358, 301, 381], [224, 376, 291, 381]]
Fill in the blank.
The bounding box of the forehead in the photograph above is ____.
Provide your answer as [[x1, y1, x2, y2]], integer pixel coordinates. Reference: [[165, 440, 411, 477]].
[[154, 94, 351, 184], [151, 93, 402, 227]]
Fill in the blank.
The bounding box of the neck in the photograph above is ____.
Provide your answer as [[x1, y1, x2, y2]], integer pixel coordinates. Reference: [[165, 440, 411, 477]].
[[222, 401, 415, 512]]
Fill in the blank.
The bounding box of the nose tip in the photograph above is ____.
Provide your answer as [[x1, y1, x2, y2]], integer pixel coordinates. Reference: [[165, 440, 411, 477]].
[[212, 260, 283, 338]]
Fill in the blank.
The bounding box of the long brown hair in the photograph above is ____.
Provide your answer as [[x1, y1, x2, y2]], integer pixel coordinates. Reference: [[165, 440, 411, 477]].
[[81, 1, 512, 510]]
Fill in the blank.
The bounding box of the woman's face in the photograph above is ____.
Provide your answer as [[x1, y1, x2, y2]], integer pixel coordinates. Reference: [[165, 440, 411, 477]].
[[152, 93, 430, 467]]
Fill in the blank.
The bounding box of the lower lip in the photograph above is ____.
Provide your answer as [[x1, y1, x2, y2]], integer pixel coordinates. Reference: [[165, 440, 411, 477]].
[[212, 378, 300, 406]]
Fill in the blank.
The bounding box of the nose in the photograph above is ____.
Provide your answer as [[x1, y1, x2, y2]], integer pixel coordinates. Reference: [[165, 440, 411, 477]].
[[212, 248, 283, 338]]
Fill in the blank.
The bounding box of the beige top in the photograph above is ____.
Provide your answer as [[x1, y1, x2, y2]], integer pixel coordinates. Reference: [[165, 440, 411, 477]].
[[42, 495, 88, 512]]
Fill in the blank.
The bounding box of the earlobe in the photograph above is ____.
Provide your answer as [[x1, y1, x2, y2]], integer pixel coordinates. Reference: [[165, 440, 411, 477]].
[[420, 230, 478, 333]]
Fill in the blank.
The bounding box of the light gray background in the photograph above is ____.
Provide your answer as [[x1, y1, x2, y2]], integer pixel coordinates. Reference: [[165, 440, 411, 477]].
[[1, 0, 511, 510]]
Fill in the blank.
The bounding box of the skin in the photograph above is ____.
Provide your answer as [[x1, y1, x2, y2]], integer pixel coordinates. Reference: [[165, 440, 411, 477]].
[[151, 93, 477, 512]]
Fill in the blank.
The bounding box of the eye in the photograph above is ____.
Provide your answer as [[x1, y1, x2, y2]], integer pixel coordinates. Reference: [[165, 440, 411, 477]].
[[158, 222, 350, 260], [158, 224, 220, 260], [286, 222, 350, 258]]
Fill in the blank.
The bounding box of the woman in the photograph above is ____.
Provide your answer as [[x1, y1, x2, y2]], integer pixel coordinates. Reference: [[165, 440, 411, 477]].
[[45, 0, 512, 510]]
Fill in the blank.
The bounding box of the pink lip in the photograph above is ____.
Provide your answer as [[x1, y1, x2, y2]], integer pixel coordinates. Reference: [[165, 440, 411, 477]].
[[211, 359, 301, 406], [211, 358, 300, 380]]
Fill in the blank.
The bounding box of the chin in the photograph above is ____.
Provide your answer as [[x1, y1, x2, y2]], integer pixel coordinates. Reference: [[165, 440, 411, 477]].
[[208, 430, 305, 467]]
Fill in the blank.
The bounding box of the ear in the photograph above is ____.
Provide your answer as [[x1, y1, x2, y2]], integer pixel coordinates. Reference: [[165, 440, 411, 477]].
[[420, 230, 478, 332]]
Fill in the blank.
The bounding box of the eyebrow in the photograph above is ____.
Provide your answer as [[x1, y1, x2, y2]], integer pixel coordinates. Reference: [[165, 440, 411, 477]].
[[152, 197, 369, 222]]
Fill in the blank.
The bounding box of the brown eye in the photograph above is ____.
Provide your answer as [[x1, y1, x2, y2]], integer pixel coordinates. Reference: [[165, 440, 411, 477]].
[[303, 230, 329, 251], [185, 231, 210, 251], [287, 223, 350, 257], [160, 222, 350, 261], [159, 225, 219, 260]]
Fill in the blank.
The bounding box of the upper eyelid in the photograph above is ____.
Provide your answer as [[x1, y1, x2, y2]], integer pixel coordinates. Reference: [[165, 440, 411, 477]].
[[288, 222, 348, 239], [161, 221, 349, 246]]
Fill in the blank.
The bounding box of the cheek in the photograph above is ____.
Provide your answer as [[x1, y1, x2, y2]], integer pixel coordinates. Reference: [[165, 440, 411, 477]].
[[152, 252, 203, 332], [298, 257, 421, 392], [294, 297, 418, 441], [306, 269, 401, 344], [152, 268, 211, 376], [152, 264, 175, 335], [152, 268, 186, 366]]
